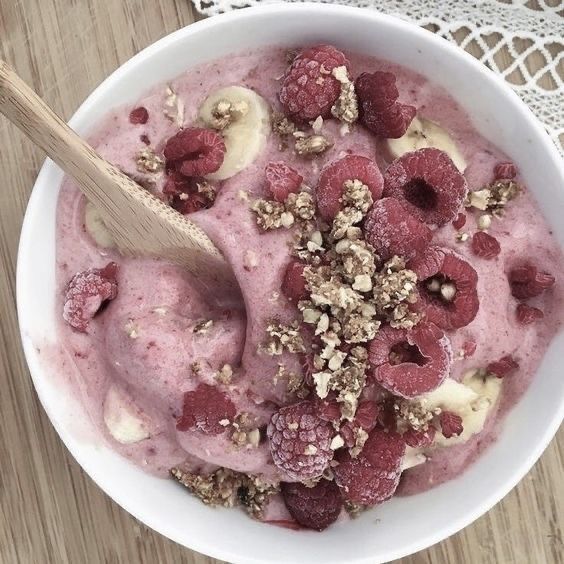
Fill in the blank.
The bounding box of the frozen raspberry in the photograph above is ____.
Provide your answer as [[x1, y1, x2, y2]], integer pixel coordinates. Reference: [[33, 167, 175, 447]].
[[383, 148, 468, 226], [281, 479, 342, 531], [266, 162, 303, 202], [176, 383, 237, 435], [516, 303, 544, 325], [402, 426, 436, 448], [316, 155, 384, 221], [340, 400, 379, 447], [314, 395, 341, 423], [368, 322, 451, 398], [129, 106, 149, 124], [267, 400, 334, 481], [439, 411, 463, 438], [452, 213, 466, 230], [472, 231, 501, 259], [364, 197, 432, 261], [162, 171, 215, 215], [508, 264, 555, 299], [494, 161, 517, 180], [462, 340, 477, 357], [487, 355, 519, 378], [279, 44, 348, 122], [281, 260, 308, 303], [408, 246, 479, 330], [164, 127, 226, 177], [355, 72, 416, 138], [333, 429, 405, 505], [63, 262, 119, 332]]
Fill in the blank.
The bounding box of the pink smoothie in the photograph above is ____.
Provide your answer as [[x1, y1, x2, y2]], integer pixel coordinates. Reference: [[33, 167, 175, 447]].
[[54, 46, 564, 514]]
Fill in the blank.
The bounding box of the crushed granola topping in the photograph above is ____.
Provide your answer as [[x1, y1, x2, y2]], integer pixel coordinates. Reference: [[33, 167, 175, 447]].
[[209, 99, 249, 130], [285, 191, 316, 221], [281, 364, 309, 399], [394, 398, 440, 432], [272, 112, 296, 136], [136, 148, 164, 173], [294, 134, 333, 156], [193, 319, 213, 334], [466, 180, 521, 217], [330, 66, 359, 124], [251, 199, 285, 230], [260, 321, 306, 355], [373, 257, 420, 329], [349, 427, 369, 458], [344, 501, 365, 518], [215, 363, 234, 384], [163, 85, 185, 126], [124, 319, 139, 339], [197, 180, 217, 203], [190, 361, 201, 376], [171, 467, 278, 518]]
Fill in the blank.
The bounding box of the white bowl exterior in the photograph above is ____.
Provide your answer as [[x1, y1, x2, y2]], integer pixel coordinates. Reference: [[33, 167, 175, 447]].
[[16, 4, 564, 563]]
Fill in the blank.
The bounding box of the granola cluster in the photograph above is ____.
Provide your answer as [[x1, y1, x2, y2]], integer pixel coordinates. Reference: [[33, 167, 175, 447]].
[[260, 321, 306, 355], [466, 179, 521, 217], [171, 467, 279, 518]]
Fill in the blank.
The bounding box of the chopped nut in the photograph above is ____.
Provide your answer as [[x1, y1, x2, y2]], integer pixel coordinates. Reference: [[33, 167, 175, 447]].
[[440, 282, 456, 302], [280, 211, 295, 228], [243, 249, 259, 270], [136, 148, 164, 173], [163, 86, 184, 126], [215, 363, 233, 385], [350, 427, 368, 458], [311, 116, 324, 132], [313, 372, 332, 399], [193, 319, 213, 334], [330, 434, 345, 450], [304, 444, 318, 455], [394, 399, 437, 432], [466, 188, 491, 211], [456, 231, 469, 243], [260, 321, 305, 355], [352, 274, 373, 293], [295, 134, 333, 156], [478, 214, 492, 230]]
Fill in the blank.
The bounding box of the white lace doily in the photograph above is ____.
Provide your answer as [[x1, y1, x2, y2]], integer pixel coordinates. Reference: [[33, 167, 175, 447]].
[[192, 0, 564, 156]]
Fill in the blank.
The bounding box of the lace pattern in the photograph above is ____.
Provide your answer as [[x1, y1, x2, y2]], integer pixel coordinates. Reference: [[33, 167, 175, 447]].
[[192, 0, 564, 156]]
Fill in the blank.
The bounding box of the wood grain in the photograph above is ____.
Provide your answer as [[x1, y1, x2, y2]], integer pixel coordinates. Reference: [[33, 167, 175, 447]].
[[0, 1, 562, 563]]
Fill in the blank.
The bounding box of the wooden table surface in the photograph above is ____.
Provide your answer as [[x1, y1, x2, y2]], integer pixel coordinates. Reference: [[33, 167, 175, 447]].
[[0, 1, 562, 563]]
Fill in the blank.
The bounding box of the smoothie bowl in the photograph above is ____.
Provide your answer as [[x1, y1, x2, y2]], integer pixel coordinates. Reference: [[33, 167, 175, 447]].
[[16, 4, 564, 563]]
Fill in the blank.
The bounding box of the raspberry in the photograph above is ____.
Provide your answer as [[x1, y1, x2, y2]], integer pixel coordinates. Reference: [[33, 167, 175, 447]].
[[408, 246, 479, 330], [129, 106, 149, 124], [462, 340, 477, 357], [364, 197, 433, 261], [494, 161, 517, 180], [487, 355, 519, 378], [162, 171, 215, 215], [267, 400, 334, 480], [472, 231, 501, 259], [281, 260, 308, 303], [383, 148, 468, 225], [266, 161, 303, 202], [355, 72, 416, 138], [176, 383, 237, 435], [516, 303, 544, 325], [279, 44, 348, 122], [402, 426, 436, 448], [63, 262, 119, 332], [316, 155, 384, 221], [368, 322, 451, 398], [314, 396, 341, 423], [333, 429, 405, 505], [281, 479, 342, 531], [452, 213, 466, 230], [164, 127, 226, 177], [508, 264, 555, 299], [439, 411, 463, 438]]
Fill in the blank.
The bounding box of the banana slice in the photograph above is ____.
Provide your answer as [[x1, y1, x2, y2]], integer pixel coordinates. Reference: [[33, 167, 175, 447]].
[[103, 385, 150, 444], [387, 116, 467, 172], [402, 446, 427, 471], [84, 201, 115, 249], [421, 373, 501, 446], [198, 86, 270, 181]]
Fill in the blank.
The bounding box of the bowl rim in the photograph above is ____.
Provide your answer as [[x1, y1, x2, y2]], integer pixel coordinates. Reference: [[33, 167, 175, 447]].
[[16, 3, 564, 563]]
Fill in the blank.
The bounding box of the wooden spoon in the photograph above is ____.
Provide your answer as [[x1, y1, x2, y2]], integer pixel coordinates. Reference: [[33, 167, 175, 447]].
[[0, 60, 236, 290]]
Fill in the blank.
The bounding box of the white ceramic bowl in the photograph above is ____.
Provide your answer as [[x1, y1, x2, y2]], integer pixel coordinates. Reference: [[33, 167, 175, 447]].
[[16, 4, 564, 563]]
